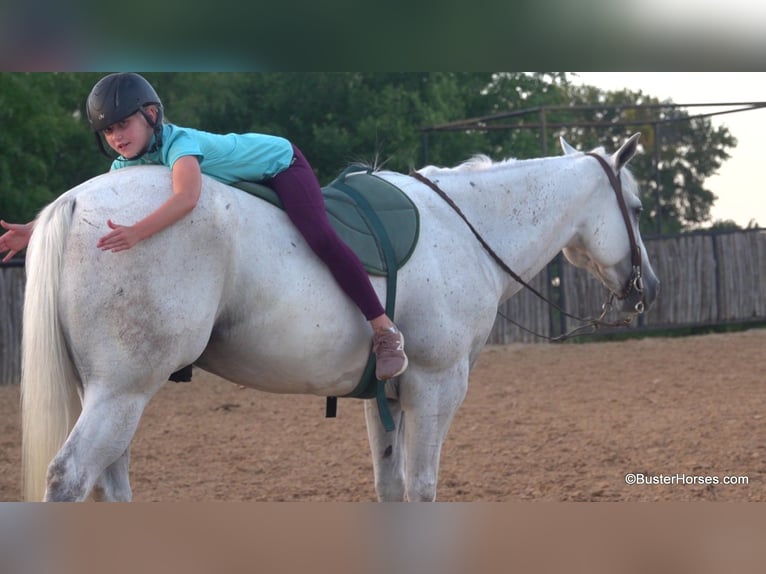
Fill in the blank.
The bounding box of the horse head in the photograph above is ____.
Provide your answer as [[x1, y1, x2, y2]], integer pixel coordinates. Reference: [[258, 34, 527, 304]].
[[560, 133, 660, 314]]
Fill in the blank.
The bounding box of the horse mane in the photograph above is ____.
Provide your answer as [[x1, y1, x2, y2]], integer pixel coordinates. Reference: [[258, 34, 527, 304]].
[[418, 154, 517, 177], [455, 154, 498, 171], [349, 152, 391, 173]]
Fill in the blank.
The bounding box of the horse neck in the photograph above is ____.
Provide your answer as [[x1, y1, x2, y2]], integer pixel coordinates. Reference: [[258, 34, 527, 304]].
[[434, 156, 591, 292]]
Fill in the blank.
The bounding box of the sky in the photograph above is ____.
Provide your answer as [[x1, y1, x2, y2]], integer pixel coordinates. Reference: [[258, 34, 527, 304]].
[[572, 73, 766, 228]]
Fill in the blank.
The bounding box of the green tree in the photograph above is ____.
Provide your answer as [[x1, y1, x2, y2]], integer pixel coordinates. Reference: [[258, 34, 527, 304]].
[[0, 72, 106, 223], [0, 72, 740, 235], [475, 72, 571, 159], [558, 81, 737, 233], [141, 72, 498, 181], [421, 74, 738, 234]]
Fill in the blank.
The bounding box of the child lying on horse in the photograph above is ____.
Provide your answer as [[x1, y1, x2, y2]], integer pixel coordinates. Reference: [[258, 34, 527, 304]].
[[0, 73, 407, 380]]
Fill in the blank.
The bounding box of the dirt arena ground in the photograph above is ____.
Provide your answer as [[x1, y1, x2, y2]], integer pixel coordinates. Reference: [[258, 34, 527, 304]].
[[1, 329, 764, 502]]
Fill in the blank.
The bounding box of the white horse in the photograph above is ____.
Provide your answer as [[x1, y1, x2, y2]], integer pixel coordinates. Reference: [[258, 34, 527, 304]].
[[21, 134, 658, 501]]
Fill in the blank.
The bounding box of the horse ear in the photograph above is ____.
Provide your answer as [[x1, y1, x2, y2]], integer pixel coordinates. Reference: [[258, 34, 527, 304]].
[[560, 136, 579, 155], [612, 133, 641, 170]]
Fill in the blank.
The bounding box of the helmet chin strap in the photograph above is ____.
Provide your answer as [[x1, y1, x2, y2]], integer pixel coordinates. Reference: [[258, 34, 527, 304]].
[[138, 107, 164, 154], [95, 133, 113, 158]]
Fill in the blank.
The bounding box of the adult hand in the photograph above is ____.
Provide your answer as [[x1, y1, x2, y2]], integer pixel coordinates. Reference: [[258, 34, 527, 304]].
[[0, 220, 33, 262]]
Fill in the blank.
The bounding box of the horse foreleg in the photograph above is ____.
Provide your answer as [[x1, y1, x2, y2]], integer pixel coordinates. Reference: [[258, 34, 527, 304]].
[[92, 448, 132, 502], [45, 391, 149, 502], [401, 368, 468, 502], [364, 398, 405, 501]]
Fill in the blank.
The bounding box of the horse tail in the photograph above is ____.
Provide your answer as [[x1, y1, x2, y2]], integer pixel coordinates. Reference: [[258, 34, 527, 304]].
[[21, 196, 83, 501]]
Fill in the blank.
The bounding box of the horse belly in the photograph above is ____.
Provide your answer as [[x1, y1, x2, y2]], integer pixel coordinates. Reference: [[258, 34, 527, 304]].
[[197, 267, 375, 396], [197, 323, 372, 396]]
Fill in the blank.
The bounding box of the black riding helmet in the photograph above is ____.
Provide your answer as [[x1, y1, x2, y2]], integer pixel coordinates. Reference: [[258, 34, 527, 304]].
[[86, 73, 164, 159]]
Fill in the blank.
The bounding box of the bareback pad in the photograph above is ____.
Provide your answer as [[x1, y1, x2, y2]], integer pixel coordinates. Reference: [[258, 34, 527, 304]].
[[232, 165, 419, 275], [232, 165, 420, 431]]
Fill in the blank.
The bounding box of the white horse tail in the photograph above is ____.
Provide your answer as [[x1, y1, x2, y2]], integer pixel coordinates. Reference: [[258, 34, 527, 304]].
[[21, 196, 83, 501]]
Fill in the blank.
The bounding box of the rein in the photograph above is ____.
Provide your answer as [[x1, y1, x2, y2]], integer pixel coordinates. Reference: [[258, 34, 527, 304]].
[[409, 154, 645, 342]]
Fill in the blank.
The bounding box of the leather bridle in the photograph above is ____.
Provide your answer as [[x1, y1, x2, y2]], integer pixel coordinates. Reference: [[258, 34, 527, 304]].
[[584, 152, 645, 314]]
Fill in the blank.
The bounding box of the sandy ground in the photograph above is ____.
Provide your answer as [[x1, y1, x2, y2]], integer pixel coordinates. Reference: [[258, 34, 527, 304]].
[[1, 329, 764, 501]]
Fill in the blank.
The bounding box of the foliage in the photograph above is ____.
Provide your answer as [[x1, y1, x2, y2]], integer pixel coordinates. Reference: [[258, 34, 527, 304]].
[[0, 72, 740, 234], [555, 82, 737, 233], [0, 73, 107, 223]]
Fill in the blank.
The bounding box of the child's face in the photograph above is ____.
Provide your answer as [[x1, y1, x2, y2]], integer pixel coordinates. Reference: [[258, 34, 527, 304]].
[[102, 109, 155, 158]]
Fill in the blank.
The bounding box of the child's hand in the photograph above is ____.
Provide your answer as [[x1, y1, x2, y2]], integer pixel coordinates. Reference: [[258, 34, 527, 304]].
[[97, 219, 141, 252]]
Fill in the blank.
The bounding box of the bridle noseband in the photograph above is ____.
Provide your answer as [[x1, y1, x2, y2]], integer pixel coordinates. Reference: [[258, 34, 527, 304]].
[[410, 152, 647, 341]]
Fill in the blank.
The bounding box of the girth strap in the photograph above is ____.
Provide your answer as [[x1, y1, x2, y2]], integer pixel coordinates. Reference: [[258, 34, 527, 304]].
[[325, 176, 397, 432]]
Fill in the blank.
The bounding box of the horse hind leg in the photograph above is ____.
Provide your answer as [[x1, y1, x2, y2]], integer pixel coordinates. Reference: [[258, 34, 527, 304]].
[[45, 391, 149, 502], [92, 448, 132, 502], [364, 399, 406, 501]]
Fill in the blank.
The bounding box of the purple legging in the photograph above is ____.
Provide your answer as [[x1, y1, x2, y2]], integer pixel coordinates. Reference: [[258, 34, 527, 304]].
[[263, 145, 385, 321]]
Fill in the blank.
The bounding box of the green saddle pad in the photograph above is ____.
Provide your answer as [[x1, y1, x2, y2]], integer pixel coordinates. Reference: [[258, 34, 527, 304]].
[[232, 165, 419, 275]]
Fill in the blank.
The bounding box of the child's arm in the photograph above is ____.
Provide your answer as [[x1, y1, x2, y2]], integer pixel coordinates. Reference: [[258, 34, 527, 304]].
[[0, 220, 35, 262], [97, 156, 202, 253]]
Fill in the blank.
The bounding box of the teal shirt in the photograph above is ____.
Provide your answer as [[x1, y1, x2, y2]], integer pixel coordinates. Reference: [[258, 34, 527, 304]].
[[110, 123, 294, 184]]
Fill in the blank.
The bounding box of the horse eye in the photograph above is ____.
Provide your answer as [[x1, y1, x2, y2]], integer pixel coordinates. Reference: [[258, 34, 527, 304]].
[[634, 206, 644, 218]]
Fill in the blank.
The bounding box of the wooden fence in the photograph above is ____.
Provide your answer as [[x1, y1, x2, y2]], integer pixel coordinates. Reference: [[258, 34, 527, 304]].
[[2, 228, 765, 383], [488, 227, 766, 343], [0, 261, 24, 385]]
